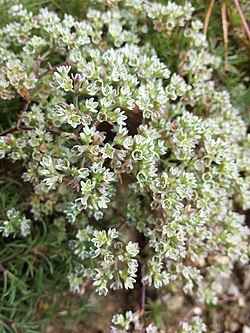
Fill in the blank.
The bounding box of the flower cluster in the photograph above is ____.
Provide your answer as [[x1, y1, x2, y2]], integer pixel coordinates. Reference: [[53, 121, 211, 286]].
[[69, 228, 139, 295], [0, 208, 31, 237], [111, 311, 159, 333], [179, 316, 207, 333]]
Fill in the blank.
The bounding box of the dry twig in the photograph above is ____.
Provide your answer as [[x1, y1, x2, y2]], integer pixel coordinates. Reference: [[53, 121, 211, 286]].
[[204, 0, 216, 36]]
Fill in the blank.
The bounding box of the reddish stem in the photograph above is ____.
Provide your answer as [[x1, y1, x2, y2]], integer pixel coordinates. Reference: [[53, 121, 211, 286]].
[[221, 2, 228, 71], [140, 262, 147, 331], [233, 0, 250, 40], [0, 126, 34, 137], [0, 263, 6, 273], [93, 120, 100, 128]]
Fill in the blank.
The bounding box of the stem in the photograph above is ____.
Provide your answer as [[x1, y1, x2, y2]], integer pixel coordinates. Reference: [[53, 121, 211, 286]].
[[34, 56, 42, 79], [221, 2, 228, 71], [0, 256, 18, 265], [204, 0, 216, 36], [17, 100, 30, 129], [233, 0, 250, 40], [74, 124, 84, 136], [93, 120, 100, 128], [34, 50, 51, 78], [140, 261, 147, 330], [0, 263, 7, 274], [218, 295, 242, 304], [0, 99, 32, 137], [46, 127, 62, 136], [0, 126, 18, 136], [0, 126, 34, 137], [141, 281, 146, 315], [73, 93, 79, 108], [79, 278, 92, 294]]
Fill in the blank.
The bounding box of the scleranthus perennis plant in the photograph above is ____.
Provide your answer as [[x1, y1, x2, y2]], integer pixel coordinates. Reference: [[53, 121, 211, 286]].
[[0, 0, 249, 332]]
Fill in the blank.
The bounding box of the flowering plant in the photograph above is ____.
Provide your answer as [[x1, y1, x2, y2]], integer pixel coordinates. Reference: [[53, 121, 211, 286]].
[[0, 0, 249, 332]]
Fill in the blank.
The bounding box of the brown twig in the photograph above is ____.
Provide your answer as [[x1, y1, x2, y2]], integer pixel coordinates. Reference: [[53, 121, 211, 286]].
[[0, 126, 19, 137], [218, 295, 243, 304], [233, 0, 250, 40], [221, 2, 229, 71], [0, 126, 34, 137], [204, 0, 216, 36], [0, 256, 18, 265], [46, 127, 63, 137], [74, 124, 84, 136]]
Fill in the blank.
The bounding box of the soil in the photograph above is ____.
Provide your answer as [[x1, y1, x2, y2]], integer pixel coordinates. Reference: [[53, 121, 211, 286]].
[[44, 287, 141, 333], [44, 265, 250, 333]]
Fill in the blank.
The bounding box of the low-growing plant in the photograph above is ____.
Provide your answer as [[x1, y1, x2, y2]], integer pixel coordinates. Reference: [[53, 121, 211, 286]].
[[0, 0, 249, 332]]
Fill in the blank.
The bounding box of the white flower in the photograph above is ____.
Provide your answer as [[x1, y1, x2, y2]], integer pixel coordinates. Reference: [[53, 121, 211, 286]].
[[124, 276, 136, 289], [102, 143, 115, 159], [146, 323, 158, 333], [126, 241, 140, 257]]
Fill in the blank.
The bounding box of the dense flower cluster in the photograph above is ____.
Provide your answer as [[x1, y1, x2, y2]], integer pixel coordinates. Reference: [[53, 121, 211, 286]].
[[111, 311, 160, 333], [110, 311, 207, 333], [0, 208, 31, 237], [0, 0, 249, 331], [69, 228, 140, 295]]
